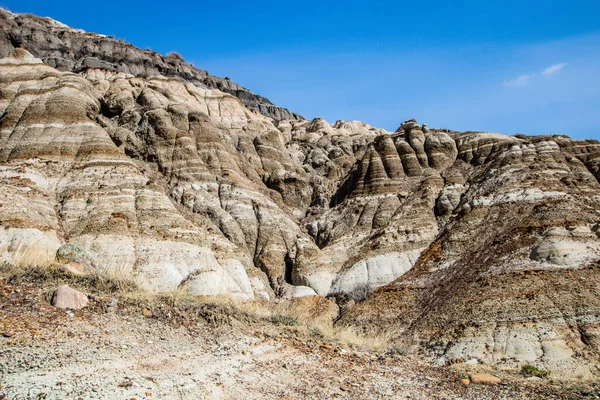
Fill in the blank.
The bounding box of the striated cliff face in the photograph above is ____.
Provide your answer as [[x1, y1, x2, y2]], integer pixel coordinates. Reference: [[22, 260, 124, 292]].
[[0, 9, 302, 121], [337, 131, 600, 377], [1, 9, 600, 377]]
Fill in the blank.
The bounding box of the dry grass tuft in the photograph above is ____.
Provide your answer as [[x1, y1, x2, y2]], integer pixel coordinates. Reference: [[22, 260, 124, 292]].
[[0, 262, 392, 351], [0, 262, 139, 297]]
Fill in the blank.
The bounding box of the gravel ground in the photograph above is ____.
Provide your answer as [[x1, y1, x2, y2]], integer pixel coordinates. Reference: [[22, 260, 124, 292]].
[[1, 277, 599, 399]]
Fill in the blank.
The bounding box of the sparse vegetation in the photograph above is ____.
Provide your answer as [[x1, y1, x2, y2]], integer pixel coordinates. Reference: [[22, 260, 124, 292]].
[[521, 364, 550, 378], [0, 262, 138, 297], [346, 283, 373, 302], [0, 262, 392, 351], [264, 314, 299, 326], [165, 51, 184, 61], [386, 343, 407, 356]]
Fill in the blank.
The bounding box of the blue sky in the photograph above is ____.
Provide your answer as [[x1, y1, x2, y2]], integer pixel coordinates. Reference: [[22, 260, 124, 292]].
[[4, 1, 600, 139]]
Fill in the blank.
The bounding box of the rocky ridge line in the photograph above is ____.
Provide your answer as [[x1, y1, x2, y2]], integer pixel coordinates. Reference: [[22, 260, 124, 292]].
[[0, 8, 302, 121]]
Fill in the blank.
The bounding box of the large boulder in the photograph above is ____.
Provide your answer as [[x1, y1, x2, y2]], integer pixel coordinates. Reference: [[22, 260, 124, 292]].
[[56, 244, 98, 276]]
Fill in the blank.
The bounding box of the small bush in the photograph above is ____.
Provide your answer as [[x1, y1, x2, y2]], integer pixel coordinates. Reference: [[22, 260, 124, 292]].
[[308, 326, 325, 339], [347, 283, 374, 302], [521, 364, 549, 378], [386, 344, 407, 356], [165, 51, 184, 61], [265, 314, 299, 326]]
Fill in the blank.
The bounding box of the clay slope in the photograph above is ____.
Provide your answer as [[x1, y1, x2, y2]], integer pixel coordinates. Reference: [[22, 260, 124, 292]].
[[0, 46, 386, 302], [0, 9, 302, 121], [1, 8, 600, 377], [338, 132, 600, 377]]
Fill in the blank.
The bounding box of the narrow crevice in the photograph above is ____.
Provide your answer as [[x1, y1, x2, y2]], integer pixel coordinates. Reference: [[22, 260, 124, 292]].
[[284, 253, 294, 284], [578, 325, 593, 347]]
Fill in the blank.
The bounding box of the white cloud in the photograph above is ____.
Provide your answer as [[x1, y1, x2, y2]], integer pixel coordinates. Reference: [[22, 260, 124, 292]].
[[504, 73, 535, 87], [504, 62, 569, 87], [541, 62, 568, 76]]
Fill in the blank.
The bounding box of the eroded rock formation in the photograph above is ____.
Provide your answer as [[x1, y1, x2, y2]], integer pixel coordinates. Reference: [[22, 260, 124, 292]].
[[338, 132, 600, 377], [0, 9, 301, 121], [1, 8, 600, 376]]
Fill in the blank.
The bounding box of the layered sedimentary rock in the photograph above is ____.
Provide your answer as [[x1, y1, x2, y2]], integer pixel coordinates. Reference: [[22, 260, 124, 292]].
[[0, 48, 268, 300], [1, 9, 600, 376], [0, 9, 301, 121], [298, 122, 459, 297], [339, 132, 600, 376]]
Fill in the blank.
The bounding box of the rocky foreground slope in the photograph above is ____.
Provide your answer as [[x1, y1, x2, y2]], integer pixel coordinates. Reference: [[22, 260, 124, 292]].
[[1, 8, 600, 379], [4, 273, 592, 400]]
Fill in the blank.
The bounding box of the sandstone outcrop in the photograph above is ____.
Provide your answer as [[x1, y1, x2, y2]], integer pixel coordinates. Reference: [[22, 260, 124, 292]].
[[1, 9, 600, 377]]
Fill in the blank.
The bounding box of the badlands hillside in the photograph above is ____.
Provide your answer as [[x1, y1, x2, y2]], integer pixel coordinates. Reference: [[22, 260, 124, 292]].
[[1, 8, 600, 399]]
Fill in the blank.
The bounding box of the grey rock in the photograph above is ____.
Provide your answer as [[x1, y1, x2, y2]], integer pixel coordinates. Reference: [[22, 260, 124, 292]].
[[56, 244, 97, 271], [107, 298, 118, 307], [397, 118, 420, 132]]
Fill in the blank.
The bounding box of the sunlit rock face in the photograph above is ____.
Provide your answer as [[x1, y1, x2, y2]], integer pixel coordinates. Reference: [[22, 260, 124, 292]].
[[0, 48, 265, 300], [0, 9, 301, 121], [339, 131, 600, 377], [2, 9, 600, 377], [0, 46, 449, 300]]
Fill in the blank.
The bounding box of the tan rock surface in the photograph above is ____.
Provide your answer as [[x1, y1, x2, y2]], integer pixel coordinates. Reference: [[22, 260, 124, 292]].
[[1, 9, 600, 378], [470, 373, 502, 385], [51, 285, 88, 310]]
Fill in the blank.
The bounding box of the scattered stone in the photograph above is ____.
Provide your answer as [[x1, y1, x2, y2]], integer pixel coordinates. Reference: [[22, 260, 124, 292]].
[[107, 298, 118, 307], [50, 285, 89, 310], [469, 373, 501, 385], [1, 332, 13, 338], [460, 378, 470, 385]]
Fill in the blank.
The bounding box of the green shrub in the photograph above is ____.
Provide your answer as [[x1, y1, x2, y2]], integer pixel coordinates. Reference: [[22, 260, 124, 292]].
[[521, 364, 549, 378]]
